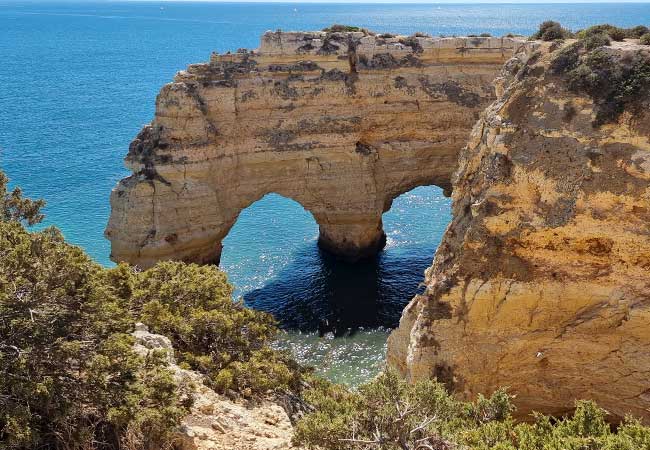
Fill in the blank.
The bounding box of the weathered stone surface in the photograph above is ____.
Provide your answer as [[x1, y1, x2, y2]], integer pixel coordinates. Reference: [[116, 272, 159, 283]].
[[106, 31, 535, 267], [132, 324, 299, 450], [387, 42, 650, 422]]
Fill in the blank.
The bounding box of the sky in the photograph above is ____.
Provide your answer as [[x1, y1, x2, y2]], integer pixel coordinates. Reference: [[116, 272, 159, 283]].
[[134, 0, 650, 2], [6, 0, 650, 3], [106, 0, 650, 3]]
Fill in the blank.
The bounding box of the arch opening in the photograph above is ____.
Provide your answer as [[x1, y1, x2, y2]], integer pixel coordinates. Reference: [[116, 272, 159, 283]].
[[379, 185, 452, 320], [217, 186, 452, 336]]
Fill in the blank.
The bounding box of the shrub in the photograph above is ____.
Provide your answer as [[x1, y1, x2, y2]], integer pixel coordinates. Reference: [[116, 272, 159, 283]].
[[531, 20, 572, 41], [294, 370, 650, 450], [554, 44, 650, 126], [294, 369, 509, 450], [630, 25, 650, 38], [550, 41, 583, 73], [0, 180, 187, 450], [130, 261, 305, 398], [322, 24, 361, 33], [576, 24, 640, 41], [0, 172, 45, 225], [0, 172, 305, 449], [641, 33, 650, 45], [583, 31, 612, 50], [480, 33, 492, 37]]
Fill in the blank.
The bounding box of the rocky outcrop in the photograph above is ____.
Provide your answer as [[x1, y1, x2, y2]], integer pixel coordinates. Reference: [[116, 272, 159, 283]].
[[106, 31, 534, 267], [132, 323, 299, 450], [388, 41, 650, 422]]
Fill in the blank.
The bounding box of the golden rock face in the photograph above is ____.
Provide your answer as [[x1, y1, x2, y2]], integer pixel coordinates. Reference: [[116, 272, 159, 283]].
[[105, 31, 534, 267], [387, 42, 650, 422]]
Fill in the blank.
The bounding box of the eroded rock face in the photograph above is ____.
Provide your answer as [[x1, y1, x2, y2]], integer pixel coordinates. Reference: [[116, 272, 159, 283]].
[[132, 324, 299, 450], [387, 42, 650, 422], [106, 31, 534, 267]]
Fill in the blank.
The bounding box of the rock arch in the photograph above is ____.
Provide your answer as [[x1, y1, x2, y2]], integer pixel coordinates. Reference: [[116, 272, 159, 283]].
[[106, 31, 536, 268]]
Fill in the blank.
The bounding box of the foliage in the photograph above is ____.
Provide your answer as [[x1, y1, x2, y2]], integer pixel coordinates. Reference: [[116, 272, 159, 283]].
[[0, 219, 187, 450], [551, 30, 650, 126], [582, 32, 612, 51], [0, 172, 304, 449], [575, 24, 650, 41], [295, 371, 650, 450], [128, 261, 306, 398], [323, 24, 361, 33], [0, 173, 45, 226], [630, 26, 650, 38], [530, 21, 573, 41], [294, 369, 508, 450], [640, 33, 650, 45]]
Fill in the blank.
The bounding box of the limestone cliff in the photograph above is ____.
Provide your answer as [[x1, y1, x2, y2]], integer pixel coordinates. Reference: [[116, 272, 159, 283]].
[[106, 31, 534, 267], [387, 41, 650, 422], [132, 323, 299, 450]]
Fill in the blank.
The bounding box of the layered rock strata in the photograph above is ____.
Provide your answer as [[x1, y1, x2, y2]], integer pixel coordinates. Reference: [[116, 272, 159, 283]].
[[388, 41, 650, 422], [106, 31, 533, 267]]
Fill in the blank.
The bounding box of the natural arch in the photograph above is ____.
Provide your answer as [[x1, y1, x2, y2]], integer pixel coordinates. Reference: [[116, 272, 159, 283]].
[[106, 30, 536, 268]]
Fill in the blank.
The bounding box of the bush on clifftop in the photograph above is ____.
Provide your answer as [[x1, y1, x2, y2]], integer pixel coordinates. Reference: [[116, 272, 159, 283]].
[[0, 178, 187, 450], [130, 261, 306, 398], [294, 370, 650, 450], [0, 172, 304, 449], [549, 25, 650, 126], [530, 21, 573, 41]]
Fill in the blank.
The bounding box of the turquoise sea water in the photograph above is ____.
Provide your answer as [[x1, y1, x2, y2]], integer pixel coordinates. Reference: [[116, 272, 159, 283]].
[[3, 1, 650, 384]]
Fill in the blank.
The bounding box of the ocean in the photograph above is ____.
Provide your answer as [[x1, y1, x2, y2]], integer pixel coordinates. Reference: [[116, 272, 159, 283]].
[[2, 1, 649, 385]]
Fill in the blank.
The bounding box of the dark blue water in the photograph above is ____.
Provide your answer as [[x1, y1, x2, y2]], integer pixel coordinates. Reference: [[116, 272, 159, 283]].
[[3, 1, 649, 384]]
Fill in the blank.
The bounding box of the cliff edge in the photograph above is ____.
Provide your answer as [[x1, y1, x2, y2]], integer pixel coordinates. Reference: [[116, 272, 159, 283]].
[[388, 40, 650, 421]]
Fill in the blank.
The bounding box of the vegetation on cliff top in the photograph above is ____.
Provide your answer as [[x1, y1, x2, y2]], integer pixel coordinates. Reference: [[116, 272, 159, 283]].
[[547, 23, 650, 126], [0, 172, 304, 449], [295, 370, 650, 450], [530, 21, 650, 43]]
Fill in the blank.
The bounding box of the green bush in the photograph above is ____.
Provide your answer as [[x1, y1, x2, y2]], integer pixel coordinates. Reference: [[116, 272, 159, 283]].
[[0, 172, 45, 226], [0, 172, 305, 449], [531, 21, 572, 41], [583, 31, 612, 50], [129, 261, 305, 398], [322, 24, 361, 33], [630, 25, 650, 38], [0, 176, 187, 450], [551, 29, 650, 126], [295, 370, 650, 450], [576, 24, 647, 41], [640, 33, 650, 45]]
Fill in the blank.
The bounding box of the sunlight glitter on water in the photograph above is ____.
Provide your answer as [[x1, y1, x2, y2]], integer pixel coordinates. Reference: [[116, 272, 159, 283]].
[[274, 329, 390, 388]]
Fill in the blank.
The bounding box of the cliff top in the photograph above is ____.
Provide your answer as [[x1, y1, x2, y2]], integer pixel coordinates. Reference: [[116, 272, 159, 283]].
[[211, 30, 531, 60]]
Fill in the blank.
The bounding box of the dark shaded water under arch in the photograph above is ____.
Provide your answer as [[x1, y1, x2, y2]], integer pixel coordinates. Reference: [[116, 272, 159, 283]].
[[221, 188, 451, 385]]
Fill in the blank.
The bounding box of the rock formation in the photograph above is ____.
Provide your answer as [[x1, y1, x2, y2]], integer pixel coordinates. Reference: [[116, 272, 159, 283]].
[[132, 323, 299, 450], [387, 41, 650, 422], [106, 31, 533, 267]]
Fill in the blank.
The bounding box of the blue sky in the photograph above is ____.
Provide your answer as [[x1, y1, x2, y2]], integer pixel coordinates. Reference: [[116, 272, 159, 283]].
[[153, 0, 650, 2]]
